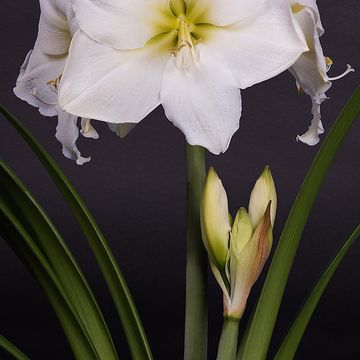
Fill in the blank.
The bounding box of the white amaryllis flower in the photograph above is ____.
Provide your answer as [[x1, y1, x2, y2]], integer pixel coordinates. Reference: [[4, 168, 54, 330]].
[[58, 0, 308, 154], [290, 1, 354, 146], [14, 0, 133, 164]]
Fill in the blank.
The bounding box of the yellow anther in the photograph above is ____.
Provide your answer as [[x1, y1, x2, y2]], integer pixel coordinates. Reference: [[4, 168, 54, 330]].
[[291, 4, 305, 14]]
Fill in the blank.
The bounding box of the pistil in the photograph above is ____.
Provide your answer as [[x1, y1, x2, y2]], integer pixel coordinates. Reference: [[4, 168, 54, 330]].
[[173, 17, 199, 71]]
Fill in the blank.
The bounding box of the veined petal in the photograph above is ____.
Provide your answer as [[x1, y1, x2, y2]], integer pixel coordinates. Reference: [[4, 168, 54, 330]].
[[14, 45, 66, 117], [59, 31, 174, 124], [55, 106, 91, 165], [70, 0, 175, 50], [38, 0, 77, 55], [206, 0, 308, 89], [108, 123, 137, 139], [160, 45, 241, 154], [186, 0, 267, 26]]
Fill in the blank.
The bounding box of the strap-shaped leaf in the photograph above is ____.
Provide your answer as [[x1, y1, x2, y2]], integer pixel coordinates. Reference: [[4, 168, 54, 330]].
[[0, 201, 98, 360], [239, 87, 360, 360], [0, 335, 31, 360], [0, 161, 118, 360], [0, 105, 152, 360], [274, 224, 360, 360]]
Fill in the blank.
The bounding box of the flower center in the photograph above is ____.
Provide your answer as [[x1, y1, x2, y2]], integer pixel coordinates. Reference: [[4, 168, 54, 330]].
[[171, 17, 199, 71]]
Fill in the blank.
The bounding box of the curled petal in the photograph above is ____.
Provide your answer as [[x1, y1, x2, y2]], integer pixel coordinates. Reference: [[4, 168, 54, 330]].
[[14, 46, 66, 117], [55, 106, 91, 165], [80, 118, 99, 139], [293, 0, 324, 36], [296, 95, 326, 146], [161, 45, 241, 154], [38, 0, 78, 55]]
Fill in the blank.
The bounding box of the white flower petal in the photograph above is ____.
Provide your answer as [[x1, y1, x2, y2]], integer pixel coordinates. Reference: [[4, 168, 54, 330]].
[[108, 123, 137, 139], [293, 0, 324, 35], [290, 8, 331, 97], [160, 45, 241, 154], [55, 106, 91, 165], [14, 46, 66, 117], [289, 50, 331, 99], [59, 31, 173, 124], [296, 95, 326, 146], [206, 0, 308, 89], [186, 0, 272, 26], [70, 0, 174, 50], [38, 0, 77, 55], [80, 118, 99, 139]]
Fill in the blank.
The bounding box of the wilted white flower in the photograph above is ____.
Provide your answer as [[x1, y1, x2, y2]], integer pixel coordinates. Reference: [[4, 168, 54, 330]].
[[290, 1, 354, 145], [14, 0, 133, 164], [59, 0, 308, 154]]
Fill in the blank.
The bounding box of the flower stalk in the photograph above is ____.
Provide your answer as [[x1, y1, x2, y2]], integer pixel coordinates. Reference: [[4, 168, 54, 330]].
[[184, 143, 208, 360], [216, 318, 240, 360]]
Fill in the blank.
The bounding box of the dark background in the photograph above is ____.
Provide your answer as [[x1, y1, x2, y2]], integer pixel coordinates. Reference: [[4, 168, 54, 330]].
[[1, 1, 360, 359]]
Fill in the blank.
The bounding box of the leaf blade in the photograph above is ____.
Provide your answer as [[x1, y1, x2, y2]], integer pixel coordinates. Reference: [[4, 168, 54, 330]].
[[0, 201, 99, 360], [274, 224, 360, 360], [0, 161, 118, 360], [0, 335, 31, 360], [0, 106, 153, 360], [239, 86, 360, 360]]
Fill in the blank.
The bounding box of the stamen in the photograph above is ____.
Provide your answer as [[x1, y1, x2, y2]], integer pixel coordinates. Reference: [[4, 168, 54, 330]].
[[328, 64, 355, 81], [47, 75, 62, 93], [170, 17, 199, 71], [325, 57, 333, 72], [291, 4, 305, 14]]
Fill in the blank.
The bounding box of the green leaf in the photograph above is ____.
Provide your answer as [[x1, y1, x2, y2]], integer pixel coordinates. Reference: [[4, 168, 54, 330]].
[[0, 106, 153, 360], [239, 86, 360, 360], [0, 161, 118, 360], [274, 224, 360, 360], [0, 201, 98, 360], [0, 334, 31, 360]]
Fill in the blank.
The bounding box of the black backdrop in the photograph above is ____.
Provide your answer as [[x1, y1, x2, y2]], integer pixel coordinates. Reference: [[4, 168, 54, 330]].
[[1, 1, 360, 359]]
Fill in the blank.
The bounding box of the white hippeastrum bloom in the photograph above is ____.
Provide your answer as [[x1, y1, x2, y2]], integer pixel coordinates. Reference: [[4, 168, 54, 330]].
[[290, 1, 354, 145], [14, 0, 133, 164], [200, 167, 277, 318], [59, 0, 308, 154]]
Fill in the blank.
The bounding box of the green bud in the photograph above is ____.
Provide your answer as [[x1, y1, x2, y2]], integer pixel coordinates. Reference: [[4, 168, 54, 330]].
[[200, 167, 231, 269], [227, 203, 273, 318], [248, 166, 277, 228]]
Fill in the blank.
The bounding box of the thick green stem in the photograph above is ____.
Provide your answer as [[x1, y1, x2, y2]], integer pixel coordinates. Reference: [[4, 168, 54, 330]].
[[217, 318, 240, 360], [184, 144, 208, 360]]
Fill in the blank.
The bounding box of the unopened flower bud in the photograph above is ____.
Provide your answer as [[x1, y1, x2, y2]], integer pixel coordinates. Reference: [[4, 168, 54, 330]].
[[249, 166, 277, 228], [200, 167, 231, 270]]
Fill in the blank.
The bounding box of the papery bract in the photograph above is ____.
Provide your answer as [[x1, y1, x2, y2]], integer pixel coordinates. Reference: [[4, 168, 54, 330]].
[[59, 0, 308, 154]]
